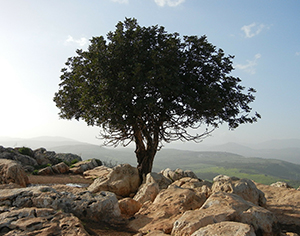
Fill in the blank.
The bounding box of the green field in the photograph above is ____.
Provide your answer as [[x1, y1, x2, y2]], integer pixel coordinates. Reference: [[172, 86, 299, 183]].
[[154, 149, 300, 188], [192, 166, 291, 186]]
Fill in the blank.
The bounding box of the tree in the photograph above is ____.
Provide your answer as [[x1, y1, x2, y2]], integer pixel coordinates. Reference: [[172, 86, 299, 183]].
[[54, 18, 260, 178]]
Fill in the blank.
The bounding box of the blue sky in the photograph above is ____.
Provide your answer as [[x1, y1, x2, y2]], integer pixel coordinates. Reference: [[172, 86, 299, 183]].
[[0, 0, 299, 147]]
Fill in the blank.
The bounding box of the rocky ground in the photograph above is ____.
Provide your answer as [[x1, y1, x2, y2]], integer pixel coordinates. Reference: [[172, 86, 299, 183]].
[[1, 146, 300, 235], [25, 173, 300, 236], [256, 183, 300, 234], [28, 174, 136, 236]]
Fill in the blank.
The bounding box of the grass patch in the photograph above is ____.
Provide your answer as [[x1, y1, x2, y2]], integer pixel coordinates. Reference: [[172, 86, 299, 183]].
[[193, 166, 299, 187], [32, 169, 39, 175]]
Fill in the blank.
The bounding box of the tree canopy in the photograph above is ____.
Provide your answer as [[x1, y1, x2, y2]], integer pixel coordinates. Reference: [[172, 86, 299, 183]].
[[54, 18, 260, 177]]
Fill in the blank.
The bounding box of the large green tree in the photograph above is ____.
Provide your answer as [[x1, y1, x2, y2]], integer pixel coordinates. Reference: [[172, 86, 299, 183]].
[[54, 18, 260, 178]]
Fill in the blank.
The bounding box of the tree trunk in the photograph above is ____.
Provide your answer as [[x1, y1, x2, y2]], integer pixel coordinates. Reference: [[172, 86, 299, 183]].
[[136, 148, 156, 180], [134, 127, 158, 180]]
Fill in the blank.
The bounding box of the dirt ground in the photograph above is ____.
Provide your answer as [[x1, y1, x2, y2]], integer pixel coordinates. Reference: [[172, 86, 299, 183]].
[[27, 174, 137, 236], [28, 173, 93, 186], [84, 221, 136, 236]]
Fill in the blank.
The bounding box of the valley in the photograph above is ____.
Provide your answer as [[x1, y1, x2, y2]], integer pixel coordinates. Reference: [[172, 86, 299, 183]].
[[1, 136, 300, 188]]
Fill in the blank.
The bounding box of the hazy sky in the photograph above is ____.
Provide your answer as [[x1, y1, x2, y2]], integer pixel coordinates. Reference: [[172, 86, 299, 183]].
[[0, 0, 299, 147]]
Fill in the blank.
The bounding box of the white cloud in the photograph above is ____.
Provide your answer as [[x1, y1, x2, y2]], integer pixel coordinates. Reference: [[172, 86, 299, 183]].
[[65, 35, 88, 47], [241, 23, 267, 38], [296, 52, 300, 56], [154, 0, 185, 7], [235, 54, 261, 74], [110, 0, 129, 3]]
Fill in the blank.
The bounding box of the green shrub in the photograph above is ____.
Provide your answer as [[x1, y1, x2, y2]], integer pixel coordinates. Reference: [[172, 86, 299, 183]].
[[63, 161, 70, 166], [71, 159, 79, 165], [32, 169, 39, 175], [17, 146, 34, 157], [63, 159, 79, 167], [34, 163, 52, 170]]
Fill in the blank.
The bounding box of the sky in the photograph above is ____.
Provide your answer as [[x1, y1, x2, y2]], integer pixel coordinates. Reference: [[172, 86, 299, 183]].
[[0, 0, 299, 148]]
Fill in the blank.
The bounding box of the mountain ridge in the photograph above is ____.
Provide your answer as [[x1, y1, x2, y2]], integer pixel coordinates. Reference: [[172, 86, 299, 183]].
[[200, 141, 300, 164], [1, 136, 300, 187], [1, 136, 299, 164]]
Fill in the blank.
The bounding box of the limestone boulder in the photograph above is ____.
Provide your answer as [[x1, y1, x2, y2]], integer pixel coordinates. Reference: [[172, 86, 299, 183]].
[[37, 162, 70, 175], [171, 177, 212, 198], [270, 181, 293, 188], [83, 165, 112, 179], [161, 168, 198, 182], [0, 146, 37, 168], [32, 148, 50, 166], [212, 175, 266, 206], [51, 184, 91, 195], [191, 221, 256, 236], [51, 161, 69, 174], [33, 148, 82, 166], [0, 186, 122, 224], [145, 172, 172, 189], [129, 185, 207, 234], [0, 159, 29, 187], [24, 165, 34, 173], [118, 198, 142, 216], [0, 183, 23, 190], [33, 148, 59, 166], [70, 158, 102, 174], [184, 169, 199, 179], [88, 164, 141, 197], [0, 207, 89, 236], [37, 166, 54, 175], [134, 230, 170, 236], [172, 191, 277, 236], [213, 174, 236, 182], [133, 182, 160, 204], [55, 152, 82, 165]]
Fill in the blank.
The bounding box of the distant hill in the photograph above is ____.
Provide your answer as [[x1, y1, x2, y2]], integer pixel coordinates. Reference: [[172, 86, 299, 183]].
[[253, 139, 300, 149], [51, 144, 137, 166], [1, 136, 300, 188], [0, 136, 85, 150], [200, 140, 300, 164]]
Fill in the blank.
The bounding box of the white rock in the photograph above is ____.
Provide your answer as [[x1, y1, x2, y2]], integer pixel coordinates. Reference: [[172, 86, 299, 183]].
[[88, 164, 140, 197], [212, 176, 266, 206], [191, 221, 255, 236], [172, 192, 277, 236]]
